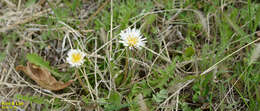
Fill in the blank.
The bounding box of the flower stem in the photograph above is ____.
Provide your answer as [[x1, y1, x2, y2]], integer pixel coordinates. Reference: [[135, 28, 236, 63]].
[[75, 69, 89, 94], [121, 48, 129, 87]]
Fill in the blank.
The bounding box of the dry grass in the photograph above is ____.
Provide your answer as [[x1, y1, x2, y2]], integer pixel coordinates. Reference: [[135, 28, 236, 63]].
[[0, 0, 259, 111]]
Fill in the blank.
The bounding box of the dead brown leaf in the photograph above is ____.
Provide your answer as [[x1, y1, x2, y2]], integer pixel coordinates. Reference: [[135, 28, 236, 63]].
[[16, 62, 73, 91]]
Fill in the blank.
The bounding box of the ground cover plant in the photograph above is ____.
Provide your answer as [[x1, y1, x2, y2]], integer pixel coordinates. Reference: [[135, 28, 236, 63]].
[[0, 0, 260, 111]]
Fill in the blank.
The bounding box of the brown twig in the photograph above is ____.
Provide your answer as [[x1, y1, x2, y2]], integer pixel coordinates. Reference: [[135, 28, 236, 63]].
[[0, 9, 51, 32]]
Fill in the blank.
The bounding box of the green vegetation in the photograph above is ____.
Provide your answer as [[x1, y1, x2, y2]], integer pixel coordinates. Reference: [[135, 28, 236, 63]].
[[0, 0, 260, 110]]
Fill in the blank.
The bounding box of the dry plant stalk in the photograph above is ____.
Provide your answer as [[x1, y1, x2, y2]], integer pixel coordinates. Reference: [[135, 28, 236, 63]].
[[137, 94, 149, 111], [250, 32, 260, 64], [16, 62, 73, 91], [250, 43, 260, 64], [0, 9, 51, 32]]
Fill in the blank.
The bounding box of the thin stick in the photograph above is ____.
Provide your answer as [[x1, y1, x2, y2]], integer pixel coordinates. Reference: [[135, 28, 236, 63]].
[[80, 68, 95, 100], [110, 0, 113, 60], [108, 0, 114, 93], [157, 38, 260, 110], [157, 80, 193, 110], [94, 37, 99, 98], [142, 46, 172, 63], [17, 0, 22, 10], [120, 48, 129, 87], [215, 66, 250, 110], [200, 38, 260, 77], [176, 91, 179, 111], [0, 9, 51, 32], [75, 69, 89, 94]]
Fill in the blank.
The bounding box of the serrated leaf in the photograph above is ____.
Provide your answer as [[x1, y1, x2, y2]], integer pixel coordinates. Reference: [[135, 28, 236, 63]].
[[27, 53, 50, 68], [26, 53, 61, 77], [152, 89, 168, 103]]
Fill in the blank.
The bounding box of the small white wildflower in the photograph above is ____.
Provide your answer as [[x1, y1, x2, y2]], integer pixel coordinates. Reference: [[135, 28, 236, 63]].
[[119, 28, 146, 50], [66, 49, 86, 67]]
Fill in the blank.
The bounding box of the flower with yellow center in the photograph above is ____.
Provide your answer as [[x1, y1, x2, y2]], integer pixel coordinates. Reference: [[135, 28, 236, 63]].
[[66, 49, 86, 67], [119, 28, 146, 50]]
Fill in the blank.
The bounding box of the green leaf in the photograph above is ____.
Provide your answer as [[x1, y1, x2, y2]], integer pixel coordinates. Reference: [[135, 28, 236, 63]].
[[0, 53, 6, 62], [184, 47, 195, 57], [27, 53, 50, 68], [25, 0, 36, 7], [105, 91, 128, 111], [71, 0, 80, 12], [108, 91, 121, 105], [26, 53, 61, 77], [223, 13, 247, 37], [15, 94, 46, 104], [142, 14, 157, 32], [152, 89, 168, 103], [97, 98, 107, 105], [254, 4, 260, 31], [81, 95, 89, 105], [145, 14, 157, 25], [149, 59, 177, 89], [104, 103, 129, 111]]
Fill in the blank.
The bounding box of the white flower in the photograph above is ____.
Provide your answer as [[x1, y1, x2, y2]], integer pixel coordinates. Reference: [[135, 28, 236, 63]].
[[66, 49, 86, 67], [119, 28, 146, 50]]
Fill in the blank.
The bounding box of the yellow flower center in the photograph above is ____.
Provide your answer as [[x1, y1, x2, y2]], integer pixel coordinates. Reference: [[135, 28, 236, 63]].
[[127, 36, 138, 47], [71, 53, 82, 63]]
